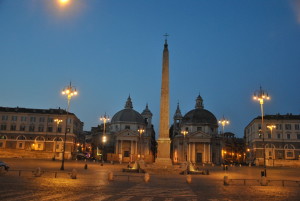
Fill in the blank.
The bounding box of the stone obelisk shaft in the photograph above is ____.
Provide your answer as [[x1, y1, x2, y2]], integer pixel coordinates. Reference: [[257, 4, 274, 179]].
[[156, 40, 172, 164]]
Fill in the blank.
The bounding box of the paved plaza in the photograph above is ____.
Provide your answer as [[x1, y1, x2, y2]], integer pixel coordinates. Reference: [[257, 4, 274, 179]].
[[0, 158, 300, 201]]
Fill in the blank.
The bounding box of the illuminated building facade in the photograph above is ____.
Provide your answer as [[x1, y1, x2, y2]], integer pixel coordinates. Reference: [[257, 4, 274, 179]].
[[170, 95, 222, 165], [0, 107, 83, 159], [245, 114, 300, 166], [93, 96, 156, 163]]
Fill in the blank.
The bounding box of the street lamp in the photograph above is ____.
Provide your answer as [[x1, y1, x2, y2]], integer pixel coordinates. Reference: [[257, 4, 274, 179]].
[[53, 118, 63, 160], [218, 116, 230, 134], [267, 125, 276, 135], [100, 113, 109, 165], [137, 129, 144, 160], [253, 86, 270, 176], [60, 82, 78, 171], [181, 130, 188, 162]]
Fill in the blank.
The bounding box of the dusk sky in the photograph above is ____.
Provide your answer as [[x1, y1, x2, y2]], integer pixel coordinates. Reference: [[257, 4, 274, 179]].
[[1, 0, 300, 138]]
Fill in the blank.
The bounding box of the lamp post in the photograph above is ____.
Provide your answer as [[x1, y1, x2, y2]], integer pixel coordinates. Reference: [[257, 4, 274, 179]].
[[218, 116, 230, 134], [60, 82, 78, 170], [53, 118, 63, 160], [253, 86, 270, 176], [181, 130, 188, 162], [267, 125, 276, 135], [137, 129, 144, 160], [100, 113, 109, 165]]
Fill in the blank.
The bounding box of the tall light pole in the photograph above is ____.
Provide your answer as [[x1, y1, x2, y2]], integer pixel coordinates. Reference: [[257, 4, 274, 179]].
[[54, 118, 63, 160], [100, 113, 109, 165], [218, 116, 230, 134], [181, 130, 188, 162], [137, 129, 144, 160], [253, 86, 270, 176], [60, 82, 78, 170]]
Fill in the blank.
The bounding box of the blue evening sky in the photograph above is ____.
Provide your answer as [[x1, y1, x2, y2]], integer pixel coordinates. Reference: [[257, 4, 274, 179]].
[[1, 0, 300, 138]]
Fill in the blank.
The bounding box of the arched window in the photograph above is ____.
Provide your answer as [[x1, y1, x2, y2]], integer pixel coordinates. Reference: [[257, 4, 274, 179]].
[[17, 135, 26, 140], [0, 135, 7, 139], [53, 137, 63, 142], [35, 136, 45, 141], [284, 144, 295, 159]]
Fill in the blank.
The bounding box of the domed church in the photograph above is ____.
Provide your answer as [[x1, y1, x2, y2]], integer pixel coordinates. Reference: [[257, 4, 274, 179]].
[[170, 95, 222, 165], [107, 96, 156, 163]]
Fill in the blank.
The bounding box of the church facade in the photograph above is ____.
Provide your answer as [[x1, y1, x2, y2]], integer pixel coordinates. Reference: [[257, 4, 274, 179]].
[[102, 96, 156, 163], [170, 95, 222, 165]]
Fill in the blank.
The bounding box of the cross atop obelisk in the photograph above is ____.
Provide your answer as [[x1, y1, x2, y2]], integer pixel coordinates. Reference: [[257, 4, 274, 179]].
[[155, 35, 172, 166]]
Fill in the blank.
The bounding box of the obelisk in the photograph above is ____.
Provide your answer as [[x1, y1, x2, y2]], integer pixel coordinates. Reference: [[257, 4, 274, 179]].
[[156, 34, 172, 166]]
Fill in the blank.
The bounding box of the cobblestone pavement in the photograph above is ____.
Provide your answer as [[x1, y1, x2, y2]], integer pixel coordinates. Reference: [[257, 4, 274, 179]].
[[0, 158, 300, 201]]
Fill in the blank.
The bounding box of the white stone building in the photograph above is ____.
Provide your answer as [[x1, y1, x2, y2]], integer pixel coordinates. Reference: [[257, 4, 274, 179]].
[[0, 107, 83, 159], [170, 95, 222, 165], [106, 96, 156, 163], [244, 114, 300, 166]]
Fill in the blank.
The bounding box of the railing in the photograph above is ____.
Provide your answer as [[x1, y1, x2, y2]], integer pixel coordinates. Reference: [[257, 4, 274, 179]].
[[227, 178, 300, 187]]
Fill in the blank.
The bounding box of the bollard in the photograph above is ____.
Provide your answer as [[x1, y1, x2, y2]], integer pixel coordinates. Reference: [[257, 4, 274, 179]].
[[108, 171, 114, 181], [249, 163, 251, 167], [224, 176, 229, 186], [70, 169, 77, 179], [34, 167, 42, 177], [260, 176, 268, 186], [84, 164, 88, 170], [186, 174, 192, 184], [144, 173, 150, 183]]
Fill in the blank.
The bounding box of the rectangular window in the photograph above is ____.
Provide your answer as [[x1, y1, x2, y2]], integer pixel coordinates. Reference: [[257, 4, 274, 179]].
[[57, 127, 62, 133], [295, 124, 300, 130], [29, 125, 35, 132], [20, 125, 26, 131], [285, 124, 291, 130], [197, 127, 202, 131], [287, 134, 291, 139], [276, 124, 282, 130], [268, 133, 271, 139], [2, 115, 8, 121], [39, 117, 45, 122], [125, 125, 130, 129], [258, 124, 261, 129], [47, 127, 53, 132], [124, 151, 130, 157], [21, 116, 27, 122], [38, 126, 44, 132], [297, 134, 300, 140], [10, 125, 16, 131], [0, 124, 7, 131], [277, 134, 281, 139], [30, 117, 36, 122], [48, 118, 53, 123], [12, 116, 17, 121]]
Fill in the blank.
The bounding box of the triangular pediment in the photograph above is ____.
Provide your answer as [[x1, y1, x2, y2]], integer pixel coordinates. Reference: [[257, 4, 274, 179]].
[[188, 131, 211, 139], [115, 129, 138, 137]]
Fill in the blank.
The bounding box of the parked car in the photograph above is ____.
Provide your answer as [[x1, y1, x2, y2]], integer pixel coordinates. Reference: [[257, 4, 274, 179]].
[[0, 161, 9, 171], [76, 153, 87, 160]]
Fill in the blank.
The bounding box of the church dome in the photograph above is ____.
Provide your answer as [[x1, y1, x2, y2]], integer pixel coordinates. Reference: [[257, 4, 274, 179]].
[[181, 95, 218, 126], [182, 109, 217, 125], [111, 96, 145, 124]]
